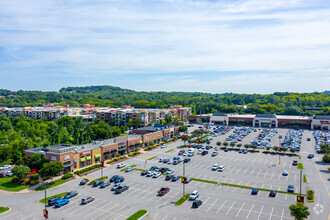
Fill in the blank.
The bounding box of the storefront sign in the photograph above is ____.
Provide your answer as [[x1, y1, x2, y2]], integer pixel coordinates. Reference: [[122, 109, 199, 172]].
[[118, 142, 125, 145], [320, 121, 330, 124], [64, 155, 70, 161], [104, 147, 115, 151]]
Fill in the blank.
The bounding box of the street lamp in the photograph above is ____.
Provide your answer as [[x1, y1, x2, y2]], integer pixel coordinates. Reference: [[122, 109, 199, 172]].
[[44, 185, 48, 220], [278, 136, 282, 165], [182, 159, 186, 197]]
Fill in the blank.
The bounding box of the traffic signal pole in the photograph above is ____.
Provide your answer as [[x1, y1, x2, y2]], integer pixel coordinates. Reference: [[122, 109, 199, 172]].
[[183, 159, 185, 197]]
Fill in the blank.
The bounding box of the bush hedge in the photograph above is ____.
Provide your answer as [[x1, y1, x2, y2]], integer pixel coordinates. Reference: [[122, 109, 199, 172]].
[[175, 194, 190, 206], [74, 164, 101, 175], [307, 190, 315, 203], [30, 173, 40, 181], [107, 156, 127, 164], [88, 176, 108, 185], [30, 180, 39, 186], [128, 151, 140, 157], [61, 173, 73, 180]]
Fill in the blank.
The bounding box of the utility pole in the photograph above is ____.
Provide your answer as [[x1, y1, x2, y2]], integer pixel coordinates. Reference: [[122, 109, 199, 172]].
[[300, 170, 302, 197], [44, 185, 48, 220], [183, 160, 185, 197], [278, 136, 282, 165], [101, 160, 104, 178]]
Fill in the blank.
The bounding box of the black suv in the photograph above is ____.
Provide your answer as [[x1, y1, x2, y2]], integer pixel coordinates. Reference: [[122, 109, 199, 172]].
[[64, 191, 78, 199], [202, 150, 208, 155], [48, 197, 62, 206], [114, 176, 124, 183], [165, 174, 174, 181], [159, 167, 169, 173], [184, 158, 191, 163], [115, 185, 129, 194], [110, 175, 119, 182]]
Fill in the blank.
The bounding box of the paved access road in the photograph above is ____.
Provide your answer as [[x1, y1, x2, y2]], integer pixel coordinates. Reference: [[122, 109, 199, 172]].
[[0, 125, 329, 220]]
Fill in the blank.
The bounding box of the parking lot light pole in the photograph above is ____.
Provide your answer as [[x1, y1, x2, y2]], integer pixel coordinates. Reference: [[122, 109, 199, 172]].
[[183, 160, 185, 197], [44, 185, 47, 220], [278, 136, 282, 165], [101, 160, 104, 178], [300, 170, 302, 197]]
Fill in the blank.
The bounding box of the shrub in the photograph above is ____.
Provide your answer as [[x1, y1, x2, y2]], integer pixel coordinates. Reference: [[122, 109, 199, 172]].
[[61, 173, 73, 180], [30, 173, 40, 181], [322, 154, 330, 163], [11, 176, 19, 183], [30, 180, 39, 186], [43, 176, 51, 180], [74, 164, 101, 175], [22, 179, 30, 185]]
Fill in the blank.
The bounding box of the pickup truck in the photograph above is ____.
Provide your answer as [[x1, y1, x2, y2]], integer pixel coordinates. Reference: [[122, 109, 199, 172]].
[[158, 187, 170, 196]]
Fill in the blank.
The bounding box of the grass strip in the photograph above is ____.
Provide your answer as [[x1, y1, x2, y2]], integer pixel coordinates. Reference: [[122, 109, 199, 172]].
[[175, 194, 190, 206], [191, 178, 218, 184], [148, 156, 157, 161], [35, 179, 66, 191], [38, 192, 68, 204], [165, 149, 174, 153], [307, 190, 315, 203], [120, 165, 137, 172], [135, 168, 148, 172], [297, 163, 304, 169], [221, 183, 305, 196], [303, 175, 307, 183], [0, 177, 30, 192], [88, 176, 108, 185], [126, 209, 147, 220], [0, 207, 10, 214]]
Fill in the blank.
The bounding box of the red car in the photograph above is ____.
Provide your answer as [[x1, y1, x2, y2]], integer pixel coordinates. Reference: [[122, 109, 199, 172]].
[[158, 187, 170, 196], [178, 150, 185, 155]]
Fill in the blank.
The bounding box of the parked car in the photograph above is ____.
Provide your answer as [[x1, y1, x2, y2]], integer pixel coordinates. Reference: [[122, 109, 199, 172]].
[[178, 150, 185, 155], [307, 154, 314, 159], [159, 158, 164, 162], [269, 190, 277, 197], [54, 198, 69, 207], [189, 190, 199, 200], [114, 176, 124, 183], [48, 197, 62, 206], [167, 160, 173, 164], [4, 171, 13, 177], [243, 150, 248, 154], [201, 151, 208, 156], [153, 172, 161, 178], [171, 175, 180, 181], [287, 185, 295, 193], [165, 174, 174, 181], [206, 146, 211, 150], [218, 165, 226, 172], [64, 191, 78, 199], [141, 171, 148, 176], [184, 178, 192, 184], [158, 187, 170, 196], [110, 175, 119, 182], [251, 188, 259, 195], [117, 163, 126, 169], [211, 151, 218, 156], [161, 144, 167, 148], [80, 179, 89, 185], [214, 147, 219, 151], [282, 170, 288, 176], [125, 167, 135, 172], [100, 181, 111, 188], [238, 149, 243, 153], [115, 185, 129, 194], [163, 159, 169, 163], [166, 168, 174, 174], [0, 173, 6, 178], [183, 152, 188, 157], [111, 183, 121, 191], [184, 158, 191, 163], [159, 167, 169, 173], [307, 138, 311, 141], [224, 148, 229, 152], [93, 180, 104, 187], [81, 196, 94, 204], [146, 171, 154, 177], [192, 200, 202, 208], [212, 164, 218, 171], [2, 165, 11, 170]]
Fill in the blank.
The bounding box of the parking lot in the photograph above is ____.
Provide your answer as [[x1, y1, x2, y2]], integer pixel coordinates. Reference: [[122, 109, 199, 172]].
[[0, 125, 328, 220]]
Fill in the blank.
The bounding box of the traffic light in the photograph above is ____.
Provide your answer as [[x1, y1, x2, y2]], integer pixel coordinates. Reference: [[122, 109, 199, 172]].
[[43, 209, 48, 218], [181, 177, 187, 184]]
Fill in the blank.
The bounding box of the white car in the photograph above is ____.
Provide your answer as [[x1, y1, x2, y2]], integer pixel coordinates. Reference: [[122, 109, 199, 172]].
[[189, 190, 199, 200], [167, 160, 173, 164], [1, 165, 11, 170], [146, 171, 154, 177], [166, 168, 174, 174], [183, 152, 188, 157], [117, 163, 126, 169], [5, 171, 13, 177], [212, 164, 219, 171], [161, 144, 167, 148], [159, 158, 164, 162], [218, 165, 226, 172], [153, 172, 161, 178]]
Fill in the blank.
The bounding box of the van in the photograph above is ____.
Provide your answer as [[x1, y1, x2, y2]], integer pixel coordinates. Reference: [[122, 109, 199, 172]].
[[189, 190, 199, 200]]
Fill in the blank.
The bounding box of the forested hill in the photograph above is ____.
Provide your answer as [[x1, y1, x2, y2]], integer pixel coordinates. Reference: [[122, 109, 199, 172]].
[[0, 86, 329, 115]]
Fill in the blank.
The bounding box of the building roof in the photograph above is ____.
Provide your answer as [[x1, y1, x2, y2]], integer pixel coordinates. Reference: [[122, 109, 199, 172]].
[[212, 113, 227, 116], [276, 115, 312, 120], [255, 114, 276, 118], [313, 115, 330, 120], [47, 144, 73, 150]]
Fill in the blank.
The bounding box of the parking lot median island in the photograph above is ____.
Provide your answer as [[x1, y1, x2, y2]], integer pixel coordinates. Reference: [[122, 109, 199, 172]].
[[0, 207, 10, 214], [303, 175, 307, 183], [297, 163, 304, 169], [134, 168, 148, 172], [38, 192, 68, 204], [175, 194, 190, 206], [120, 165, 137, 172], [191, 178, 218, 184], [126, 209, 147, 220], [0, 177, 30, 192], [165, 149, 174, 153], [307, 190, 315, 203], [128, 151, 141, 157], [35, 179, 67, 191], [88, 176, 108, 185], [147, 156, 157, 161]]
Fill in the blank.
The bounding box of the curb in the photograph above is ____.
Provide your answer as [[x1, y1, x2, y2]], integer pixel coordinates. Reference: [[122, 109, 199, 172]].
[[0, 207, 11, 216]]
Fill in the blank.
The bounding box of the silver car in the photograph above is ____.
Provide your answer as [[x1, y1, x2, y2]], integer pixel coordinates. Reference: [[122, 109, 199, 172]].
[[81, 196, 94, 204]]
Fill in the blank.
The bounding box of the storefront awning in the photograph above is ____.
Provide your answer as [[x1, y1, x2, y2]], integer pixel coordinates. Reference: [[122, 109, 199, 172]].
[[80, 158, 85, 162], [64, 163, 73, 168], [74, 158, 78, 163], [95, 154, 101, 158], [86, 156, 91, 160]]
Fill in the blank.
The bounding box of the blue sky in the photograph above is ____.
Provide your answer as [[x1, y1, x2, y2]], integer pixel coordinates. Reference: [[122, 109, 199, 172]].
[[0, 0, 330, 93]]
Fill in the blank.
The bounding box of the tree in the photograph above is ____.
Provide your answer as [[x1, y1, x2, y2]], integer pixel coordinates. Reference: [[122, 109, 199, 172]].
[[289, 202, 310, 220], [290, 148, 296, 155], [178, 125, 188, 133], [223, 142, 228, 147], [244, 144, 250, 149], [206, 140, 211, 145], [181, 135, 190, 146], [166, 115, 173, 124], [322, 154, 330, 163], [128, 119, 134, 128], [40, 161, 64, 183], [282, 147, 288, 153], [135, 118, 141, 128], [237, 143, 242, 148], [216, 141, 221, 147], [28, 153, 48, 170], [11, 165, 31, 181], [230, 142, 236, 149]]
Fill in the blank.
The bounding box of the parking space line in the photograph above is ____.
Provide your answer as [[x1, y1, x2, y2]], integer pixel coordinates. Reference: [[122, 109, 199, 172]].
[[249, 168, 255, 176], [235, 167, 242, 174], [258, 159, 262, 165], [294, 173, 297, 182], [269, 207, 274, 220], [236, 202, 245, 217], [206, 198, 218, 212], [256, 169, 262, 178], [281, 208, 284, 220], [278, 173, 282, 180], [271, 171, 275, 179], [216, 200, 227, 213], [161, 215, 168, 220], [113, 206, 135, 220], [257, 205, 264, 220], [264, 170, 269, 178], [199, 197, 210, 209], [226, 201, 236, 215], [246, 204, 254, 219]]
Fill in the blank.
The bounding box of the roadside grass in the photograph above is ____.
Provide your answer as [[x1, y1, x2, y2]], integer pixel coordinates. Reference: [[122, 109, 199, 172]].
[[297, 163, 304, 169], [35, 179, 66, 191], [175, 194, 190, 206], [0, 207, 10, 214], [0, 177, 30, 192], [38, 192, 68, 204], [221, 183, 305, 196], [303, 175, 307, 183], [165, 149, 174, 153], [307, 190, 315, 203], [120, 165, 137, 172], [148, 156, 157, 161], [126, 209, 147, 220]]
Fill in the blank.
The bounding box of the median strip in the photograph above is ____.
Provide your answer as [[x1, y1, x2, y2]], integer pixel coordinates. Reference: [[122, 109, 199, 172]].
[[175, 194, 190, 206], [165, 149, 174, 153], [120, 165, 137, 172], [297, 163, 304, 169], [39, 192, 68, 204], [148, 156, 157, 161], [0, 207, 10, 214], [126, 209, 147, 220]]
